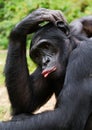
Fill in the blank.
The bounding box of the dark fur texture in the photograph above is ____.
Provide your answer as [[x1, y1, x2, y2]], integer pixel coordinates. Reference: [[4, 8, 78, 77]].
[[0, 9, 92, 130]]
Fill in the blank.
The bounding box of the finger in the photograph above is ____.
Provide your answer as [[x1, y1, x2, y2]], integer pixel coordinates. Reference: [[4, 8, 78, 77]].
[[40, 14, 56, 23], [57, 10, 67, 22], [52, 10, 66, 22]]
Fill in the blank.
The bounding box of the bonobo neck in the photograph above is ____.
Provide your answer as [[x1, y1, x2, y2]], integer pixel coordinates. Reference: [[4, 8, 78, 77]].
[[70, 35, 84, 50], [71, 37, 80, 48]]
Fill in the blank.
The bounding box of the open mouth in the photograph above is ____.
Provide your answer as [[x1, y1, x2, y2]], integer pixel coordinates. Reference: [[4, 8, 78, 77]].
[[42, 66, 56, 78]]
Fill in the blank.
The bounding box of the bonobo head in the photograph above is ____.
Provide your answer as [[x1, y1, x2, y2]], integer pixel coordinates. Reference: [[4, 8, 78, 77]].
[[30, 22, 72, 79]]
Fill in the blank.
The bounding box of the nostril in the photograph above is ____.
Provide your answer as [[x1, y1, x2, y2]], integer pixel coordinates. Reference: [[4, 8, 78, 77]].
[[46, 58, 50, 64], [43, 59, 50, 67], [43, 62, 47, 66], [42, 57, 50, 68]]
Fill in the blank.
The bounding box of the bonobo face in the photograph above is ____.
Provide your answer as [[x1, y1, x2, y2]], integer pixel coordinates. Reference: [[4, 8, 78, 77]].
[[30, 39, 59, 78], [30, 23, 70, 78]]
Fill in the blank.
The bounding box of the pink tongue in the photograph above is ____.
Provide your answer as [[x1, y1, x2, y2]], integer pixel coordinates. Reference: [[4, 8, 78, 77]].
[[42, 66, 56, 78]]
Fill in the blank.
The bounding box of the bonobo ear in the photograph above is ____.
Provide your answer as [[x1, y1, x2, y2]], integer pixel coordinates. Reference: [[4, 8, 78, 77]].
[[56, 21, 70, 37]]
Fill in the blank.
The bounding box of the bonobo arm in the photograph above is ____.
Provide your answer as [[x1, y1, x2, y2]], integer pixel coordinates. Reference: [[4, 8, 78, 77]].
[[70, 16, 92, 37], [5, 8, 66, 115], [12, 8, 66, 35]]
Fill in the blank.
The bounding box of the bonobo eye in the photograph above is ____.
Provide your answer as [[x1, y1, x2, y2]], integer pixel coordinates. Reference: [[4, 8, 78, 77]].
[[56, 21, 70, 37], [30, 49, 42, 66]]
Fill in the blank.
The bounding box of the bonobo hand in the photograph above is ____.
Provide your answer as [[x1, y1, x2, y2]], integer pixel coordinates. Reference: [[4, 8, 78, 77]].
[[30, 8, 66, 24], [14, 8, 66, 35]]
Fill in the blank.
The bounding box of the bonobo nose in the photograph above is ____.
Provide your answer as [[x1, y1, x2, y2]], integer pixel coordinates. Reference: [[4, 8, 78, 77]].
[[42, 57, 50, 66]]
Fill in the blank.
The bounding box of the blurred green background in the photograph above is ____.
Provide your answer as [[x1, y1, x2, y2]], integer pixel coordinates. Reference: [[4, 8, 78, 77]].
[[0, 0, 92, 120], [0, 0, 92, 49]]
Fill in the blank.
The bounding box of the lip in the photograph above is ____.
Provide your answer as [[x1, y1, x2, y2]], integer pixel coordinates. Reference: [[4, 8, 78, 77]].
[[42, 66, 56, 78]]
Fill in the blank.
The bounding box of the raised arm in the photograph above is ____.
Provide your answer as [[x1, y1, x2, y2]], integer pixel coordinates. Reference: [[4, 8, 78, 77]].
[[5, 8, 66, 115]]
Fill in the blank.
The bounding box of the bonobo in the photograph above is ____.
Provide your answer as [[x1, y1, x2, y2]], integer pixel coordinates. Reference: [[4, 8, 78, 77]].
[[0, 8, 92, 130], [70, 15, 92, 38]]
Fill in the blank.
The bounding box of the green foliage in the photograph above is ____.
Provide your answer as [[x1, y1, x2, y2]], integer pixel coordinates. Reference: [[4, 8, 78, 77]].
[[0, 51, 6, 87], [0, 0, 92, 49]]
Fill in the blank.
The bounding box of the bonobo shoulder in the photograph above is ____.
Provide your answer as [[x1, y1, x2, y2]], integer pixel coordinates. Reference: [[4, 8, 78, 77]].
[[70, 40, 92, 61], [78, 40, 92, 56], [66, 40, 92, 80]]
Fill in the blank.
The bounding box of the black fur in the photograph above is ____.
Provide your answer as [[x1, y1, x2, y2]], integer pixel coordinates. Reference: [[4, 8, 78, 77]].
[[0, 9, 92, 130]]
